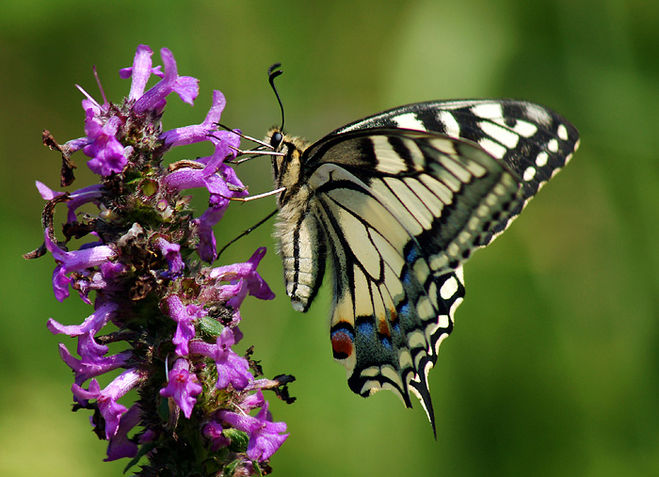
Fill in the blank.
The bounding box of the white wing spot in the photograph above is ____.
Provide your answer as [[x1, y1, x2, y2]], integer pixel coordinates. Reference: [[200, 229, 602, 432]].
[[381, 365, 404, 389], [512, 119, 538, 137], [458, 230, 471, 244], [437, 314, 450, 329], [547, 139, 559, 153], [408, 330, 426, 349], [557, 124, 568, 141], [523, 166, 536, 182], [430, 253, 449, 271], [416, 296, 435, 320], [398, 350, 413, 369], [524, 104, 552, 126], [440, 276, 459, 299], [427, 281, 439, 309], [478, 138, 507, 159], [535, 151, 549, 167], [479, 121, 519, 148], [393, 112, 426, 131], [437, 111, 461, 138], [471, 103, 503, 119], [360, 367, 379, 378]]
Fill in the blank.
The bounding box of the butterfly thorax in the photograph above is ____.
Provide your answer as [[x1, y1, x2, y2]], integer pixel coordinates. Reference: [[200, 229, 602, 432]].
[[265, 127, 311, 207]]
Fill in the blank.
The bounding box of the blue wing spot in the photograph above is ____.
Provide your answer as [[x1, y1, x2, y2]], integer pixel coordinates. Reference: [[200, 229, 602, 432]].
[[401, 268, 413, 287], [357, 320, 374, 338], [380, 336, 392, 350], [405, 244, 421, 264]]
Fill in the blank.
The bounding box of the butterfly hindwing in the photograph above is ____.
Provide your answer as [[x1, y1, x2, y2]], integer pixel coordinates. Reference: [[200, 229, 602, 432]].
[[309, 167, 466, 430]]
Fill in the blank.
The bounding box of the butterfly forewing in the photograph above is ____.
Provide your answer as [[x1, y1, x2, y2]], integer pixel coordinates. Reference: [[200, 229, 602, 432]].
[[332, 99, 579, 199], [271, 99, 579, 433]]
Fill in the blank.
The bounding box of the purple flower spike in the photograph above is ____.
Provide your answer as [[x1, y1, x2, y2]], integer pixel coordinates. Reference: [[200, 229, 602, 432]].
[[121, 44, 156, 102], [47, 302, 117, 337], [194, 206, 226, 263], [36, 180, 65, 201], [161, 90, 227, 149], [219, 400, 289, 462], [105, 404, 141, 461], [160, 358, 203, 419], [213, 327, 253, 390], [155, 237, 184, 277], [203, 420, 230, 451], [29, 44, 291, 472], [240, 389, 266, 412], [58, 343, 131, 386], [210, 247, 275, 308], [72, 368, 145, 439], [165, 295, 199, 356], [36, 182, 104, 224], [44, 228, 116, 272], [133, 48, 181, 114], [189, 327, 253, 390], [173, 75, 199, 105], [84, 114, 129, 176]]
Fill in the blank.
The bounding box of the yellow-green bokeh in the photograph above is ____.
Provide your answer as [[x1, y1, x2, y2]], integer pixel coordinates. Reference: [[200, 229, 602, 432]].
[[1, 1, 657, 476]]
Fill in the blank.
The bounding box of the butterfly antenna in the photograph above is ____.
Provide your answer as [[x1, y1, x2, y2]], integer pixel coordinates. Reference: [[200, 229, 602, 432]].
[[217, 208, 278, 258], [268, 62, 285, 131]]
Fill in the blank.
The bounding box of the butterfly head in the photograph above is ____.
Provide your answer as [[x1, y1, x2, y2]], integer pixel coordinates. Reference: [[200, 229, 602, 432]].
[[265, 127, 310, 198]]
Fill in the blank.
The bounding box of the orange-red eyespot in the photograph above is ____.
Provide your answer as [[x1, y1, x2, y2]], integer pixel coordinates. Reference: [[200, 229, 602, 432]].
[[377, 316, 391, 338], [331, 329, 354, 360]]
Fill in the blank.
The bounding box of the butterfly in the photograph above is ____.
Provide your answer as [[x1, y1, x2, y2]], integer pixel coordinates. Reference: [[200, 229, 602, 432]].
[[256, 73, 579, 434]]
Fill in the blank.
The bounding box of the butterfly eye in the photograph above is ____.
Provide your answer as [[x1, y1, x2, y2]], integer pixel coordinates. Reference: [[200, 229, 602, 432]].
[[270, 131, 284, 150]]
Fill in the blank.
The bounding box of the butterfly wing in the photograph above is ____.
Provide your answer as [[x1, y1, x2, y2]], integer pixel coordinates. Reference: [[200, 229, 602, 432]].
[[277, 100, 579, 432], [331, 99, 579, 220], [293, 129, 529, 432]]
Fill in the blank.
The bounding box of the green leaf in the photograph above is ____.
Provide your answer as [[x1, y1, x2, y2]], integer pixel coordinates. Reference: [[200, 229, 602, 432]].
[[197, 316, 224, 339], [224, 428, 249, 452]]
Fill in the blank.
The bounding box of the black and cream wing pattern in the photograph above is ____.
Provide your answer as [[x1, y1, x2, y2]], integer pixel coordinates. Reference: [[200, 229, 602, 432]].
[[269, 99, 579, 433]]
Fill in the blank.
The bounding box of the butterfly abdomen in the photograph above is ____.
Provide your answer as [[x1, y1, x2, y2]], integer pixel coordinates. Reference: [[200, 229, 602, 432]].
[[271, 131, 328, 313]]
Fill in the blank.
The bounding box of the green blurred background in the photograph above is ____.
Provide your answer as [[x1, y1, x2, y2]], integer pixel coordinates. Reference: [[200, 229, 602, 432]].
[[1, 0, 657, 475]]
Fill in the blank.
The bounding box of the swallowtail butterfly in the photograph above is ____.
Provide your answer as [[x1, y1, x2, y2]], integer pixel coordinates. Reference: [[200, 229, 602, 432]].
[[261, 71, 579, 433]]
